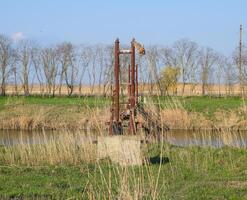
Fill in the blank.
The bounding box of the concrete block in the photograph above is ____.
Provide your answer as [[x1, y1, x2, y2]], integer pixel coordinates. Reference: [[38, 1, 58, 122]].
[[97, 136, 142, 166]]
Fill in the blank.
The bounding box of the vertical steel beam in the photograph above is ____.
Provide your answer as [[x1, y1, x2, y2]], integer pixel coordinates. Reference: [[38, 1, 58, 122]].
[[131, 39, 136, 108], [130, 39, 136, 134], [114, 39, 120, 123], [136, 64, 138, 104], [128, 64, 131, 105]]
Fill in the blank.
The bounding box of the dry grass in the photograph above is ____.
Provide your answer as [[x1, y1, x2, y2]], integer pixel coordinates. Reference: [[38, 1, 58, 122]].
[[0, 105, 109, 131], [4, 83, 247, 96], [0, 131, 97, 165], [160, 108, 214, 130], [141, 97, 212, 130], [140, 96, 247, 131], [0, 101, 247, 132], [159, 107, 247, 131]]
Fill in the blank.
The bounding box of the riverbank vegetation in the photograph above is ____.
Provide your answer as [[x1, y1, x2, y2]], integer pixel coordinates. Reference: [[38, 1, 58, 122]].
[[0, 95, 246, 131]]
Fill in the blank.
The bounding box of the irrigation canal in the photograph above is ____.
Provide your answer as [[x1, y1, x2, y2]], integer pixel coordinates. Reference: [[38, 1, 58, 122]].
[[1, 130, 247, 148]]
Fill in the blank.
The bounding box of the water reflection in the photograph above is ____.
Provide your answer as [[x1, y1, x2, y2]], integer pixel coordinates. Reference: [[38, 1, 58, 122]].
[[164, 130, 247, 148], [0, 130, 97, 146], [0, 130, 247, 148], [0, 130, 55, 146]]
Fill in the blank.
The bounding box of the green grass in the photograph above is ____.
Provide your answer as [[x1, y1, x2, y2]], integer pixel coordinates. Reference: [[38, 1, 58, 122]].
[[0, 95, 245, 114], [0, 95, 111, 108], [1, 145, 247, 199], [151, 96, 247, 117]]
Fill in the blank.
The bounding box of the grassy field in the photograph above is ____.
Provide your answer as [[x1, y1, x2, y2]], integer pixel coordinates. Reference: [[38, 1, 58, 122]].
[[0, 95, 111, 108], [152, 96, 247, 116], [0, 143, 247, 199], [0, 95, 245, 112]]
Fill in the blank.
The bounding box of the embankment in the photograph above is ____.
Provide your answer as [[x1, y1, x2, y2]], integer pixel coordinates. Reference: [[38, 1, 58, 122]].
[[0, 103, 247, 131]]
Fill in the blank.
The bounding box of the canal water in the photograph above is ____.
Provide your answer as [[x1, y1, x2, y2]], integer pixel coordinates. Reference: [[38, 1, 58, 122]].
[[1, 130, 247, 148], [163, 130, 247, 148]]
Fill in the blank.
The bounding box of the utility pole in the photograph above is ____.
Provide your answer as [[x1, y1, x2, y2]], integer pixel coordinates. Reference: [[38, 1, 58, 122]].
[[239, 24, 244, 97]]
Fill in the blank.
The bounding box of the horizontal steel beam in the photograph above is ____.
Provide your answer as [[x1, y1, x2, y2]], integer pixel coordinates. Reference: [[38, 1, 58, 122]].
[[119, 49, 132, 54]]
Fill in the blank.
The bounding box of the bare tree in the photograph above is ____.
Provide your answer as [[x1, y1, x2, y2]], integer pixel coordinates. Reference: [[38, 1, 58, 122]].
[[10, 49, 19, 95], [101, 45, 114, 96], [79, 45, 92, 96], [65, 47, 78, 96], [199, 47, 218, 95], [136, 53, 147, 94], [224, 58, 236, 96], [16, 40, 36, 96], [0, 34, 14, 96], [40, 47, 59, 97], [146, 45, 162, 95], [87, 46, 98, 95], [57, 42, 78, 96], [215, 54, 226, 96], [32, 46, 46, 95], [56, 43, 67, 96]]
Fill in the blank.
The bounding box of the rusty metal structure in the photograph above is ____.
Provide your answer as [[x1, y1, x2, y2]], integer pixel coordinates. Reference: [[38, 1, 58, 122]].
[[109, 38, 145, 135]]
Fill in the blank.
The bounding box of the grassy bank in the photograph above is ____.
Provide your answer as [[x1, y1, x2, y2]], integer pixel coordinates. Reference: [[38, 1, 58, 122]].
[[148, 96, 247, 130], [1, 140, 247, 199], [0, 95, 246, 130], [0, 96, 110, 131]]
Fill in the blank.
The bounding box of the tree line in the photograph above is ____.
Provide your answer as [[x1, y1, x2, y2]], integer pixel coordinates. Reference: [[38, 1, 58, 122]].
[[0, 34, 245, 96]]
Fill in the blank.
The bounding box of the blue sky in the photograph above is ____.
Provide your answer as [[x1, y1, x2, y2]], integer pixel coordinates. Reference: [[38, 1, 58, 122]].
[[0, 0, 246, 55]]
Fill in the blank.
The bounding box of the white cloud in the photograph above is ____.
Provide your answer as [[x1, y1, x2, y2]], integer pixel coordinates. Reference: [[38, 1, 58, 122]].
[[11, 32, 25, 42]]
